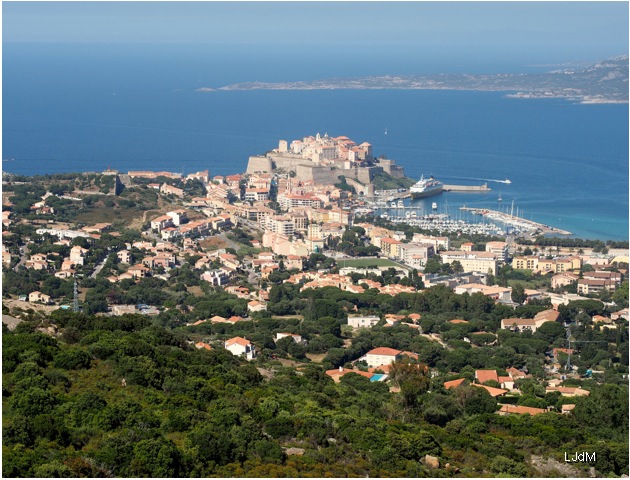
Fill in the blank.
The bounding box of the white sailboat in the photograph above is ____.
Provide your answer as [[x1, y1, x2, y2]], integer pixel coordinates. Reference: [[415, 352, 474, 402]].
[[384, 126, 388, 135]]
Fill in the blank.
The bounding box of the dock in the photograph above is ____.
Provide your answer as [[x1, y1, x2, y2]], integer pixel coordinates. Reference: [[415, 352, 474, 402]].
[[443, 183, 491, 192], [459, 207, 572, 236]]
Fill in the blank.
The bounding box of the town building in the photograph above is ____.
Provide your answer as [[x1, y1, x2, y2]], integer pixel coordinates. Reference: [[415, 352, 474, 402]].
[[224, 337, 256, 361], [347, 315, 381, 329], [364, 347, 402, 368], [441, 251, 498, 275]]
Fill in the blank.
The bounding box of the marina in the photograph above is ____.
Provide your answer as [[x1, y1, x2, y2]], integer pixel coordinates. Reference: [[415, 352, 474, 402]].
[[378, 214, 506, 236], [362, 193, 573, 238], [459, 206, 572, 237]]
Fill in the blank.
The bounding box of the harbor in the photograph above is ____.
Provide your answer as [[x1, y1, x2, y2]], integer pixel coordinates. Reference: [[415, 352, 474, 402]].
[[365, 176, 577, 239], [363, 197, 508, 236], [361, 192, 573, 238], [459, 207, 572, 237]]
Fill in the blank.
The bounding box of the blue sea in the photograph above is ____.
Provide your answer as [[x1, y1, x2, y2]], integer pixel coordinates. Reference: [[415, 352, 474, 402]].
[[3, 43, 628, 241]]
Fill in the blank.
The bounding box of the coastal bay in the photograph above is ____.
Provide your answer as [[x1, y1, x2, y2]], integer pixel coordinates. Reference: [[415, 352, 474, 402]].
[[3, 47, 628, 241]]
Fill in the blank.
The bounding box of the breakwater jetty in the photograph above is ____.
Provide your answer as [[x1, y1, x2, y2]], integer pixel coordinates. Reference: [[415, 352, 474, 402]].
[[459, 207, 572, 237], [443, 183, 491, 192]]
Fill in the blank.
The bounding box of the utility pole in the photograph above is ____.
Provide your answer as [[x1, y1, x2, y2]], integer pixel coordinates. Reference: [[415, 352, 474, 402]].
[[73, 276, 79, 313], [564, 325, 608, 372]]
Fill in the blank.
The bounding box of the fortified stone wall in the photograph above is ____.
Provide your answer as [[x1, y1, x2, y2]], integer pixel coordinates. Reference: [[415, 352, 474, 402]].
[[375, 159, 405, 178], [294, 165, 338, 184], [246, 156, 274, 174], [388, 166, 405, 178], [346, 178, 375, 196], [246, 152, 399, 186], [356, 166, 384, 184], [267, 153, 308, 172]]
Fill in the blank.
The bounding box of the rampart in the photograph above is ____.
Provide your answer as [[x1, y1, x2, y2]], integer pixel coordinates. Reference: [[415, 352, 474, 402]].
[[246, 156, 274, 174], [376, 159, 405, 178], [245, 153, 393, 185]]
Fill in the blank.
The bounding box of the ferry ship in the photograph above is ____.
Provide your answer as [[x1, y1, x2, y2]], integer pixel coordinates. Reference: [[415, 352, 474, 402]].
[[410, 175, 443, 199]]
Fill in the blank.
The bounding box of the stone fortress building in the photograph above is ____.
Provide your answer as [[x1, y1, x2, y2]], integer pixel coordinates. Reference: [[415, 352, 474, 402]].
[[246, 133, 405, 191]]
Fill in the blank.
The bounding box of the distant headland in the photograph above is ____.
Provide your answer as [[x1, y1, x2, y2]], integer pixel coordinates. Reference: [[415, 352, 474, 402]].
[[199, 56, 629, 104]]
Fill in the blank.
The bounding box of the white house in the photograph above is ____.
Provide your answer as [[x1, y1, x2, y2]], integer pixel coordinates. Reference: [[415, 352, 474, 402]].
[[247, 300, 267, 312], [275, 332, 303, 343], [224, 336, 256, 360], [364, 347, 402, 368], [347, 315, 381, 329]]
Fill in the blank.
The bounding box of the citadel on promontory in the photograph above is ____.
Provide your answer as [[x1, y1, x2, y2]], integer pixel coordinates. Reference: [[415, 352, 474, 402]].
[[246, 133, 405, 194]]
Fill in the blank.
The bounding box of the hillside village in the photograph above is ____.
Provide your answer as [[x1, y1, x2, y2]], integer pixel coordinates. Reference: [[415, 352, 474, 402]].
[[2, 154, 629, 476]]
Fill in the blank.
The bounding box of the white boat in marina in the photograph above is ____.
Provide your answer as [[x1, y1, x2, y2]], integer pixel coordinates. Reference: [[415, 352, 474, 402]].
[[432, 202, 438, 210]]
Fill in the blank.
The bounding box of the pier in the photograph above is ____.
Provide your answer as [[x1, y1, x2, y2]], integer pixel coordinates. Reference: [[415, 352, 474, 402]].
[[459, 207, 572, 237], [442, 183, 491, 192]]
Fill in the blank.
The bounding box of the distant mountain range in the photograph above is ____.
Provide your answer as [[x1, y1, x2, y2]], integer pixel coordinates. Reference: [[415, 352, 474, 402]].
[[201, 56, 628, 103]]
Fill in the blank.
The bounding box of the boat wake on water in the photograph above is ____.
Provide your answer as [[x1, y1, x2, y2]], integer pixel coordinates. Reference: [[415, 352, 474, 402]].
[[441, 176, 511, 184]]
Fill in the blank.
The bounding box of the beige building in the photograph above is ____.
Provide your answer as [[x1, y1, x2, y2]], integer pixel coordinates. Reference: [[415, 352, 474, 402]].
[[513, 255, 581, 273], [69, 245, 88, 266], [454, 283, 512, 303], [500, 309, 559, 333], [412, 234, 450, 251], [441, 251, 498, 275], [160, 183, 184, 198], [551, 272, 579, 289], [485, 241, 509, 263], [117, 250, 132, 264], [29, 291, 51, 304], [364, 347, 402, 368], [380, 238, 403, 259], [348, 315, 381, 329], [578, 271, 620, 295], [244, 188, 270, 202], [265, 215, 295, 236], [461, 242, 474, 252], [398, 242, 435, 267]]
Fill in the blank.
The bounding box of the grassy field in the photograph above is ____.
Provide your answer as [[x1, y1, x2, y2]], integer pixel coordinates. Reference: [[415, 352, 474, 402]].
[[338, 258, 405, 269], [75, 205, 149, 226]]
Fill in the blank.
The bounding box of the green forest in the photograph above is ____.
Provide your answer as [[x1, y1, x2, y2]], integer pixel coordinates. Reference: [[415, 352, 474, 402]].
[[3, 302, 628, 477]]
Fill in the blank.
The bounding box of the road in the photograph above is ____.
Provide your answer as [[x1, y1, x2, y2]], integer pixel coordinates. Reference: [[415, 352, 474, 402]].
[[90, 255, 109, 278], [14, 245, 28, 271], [216, 232, 241, 251]]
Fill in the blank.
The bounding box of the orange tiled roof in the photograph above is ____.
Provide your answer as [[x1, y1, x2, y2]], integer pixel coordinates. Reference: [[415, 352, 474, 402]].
[[472, 384, 508, 397], [367, 347, 402, 357], [444, 378, 466, 390], [225, 336, 251, 347], [475, 369, 499, 384]]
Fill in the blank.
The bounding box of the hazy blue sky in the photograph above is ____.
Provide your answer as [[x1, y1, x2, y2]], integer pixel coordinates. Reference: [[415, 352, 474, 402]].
[[3, 2, 628, 64]]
